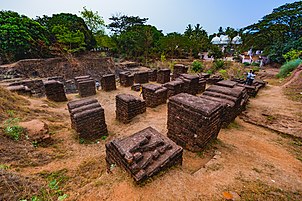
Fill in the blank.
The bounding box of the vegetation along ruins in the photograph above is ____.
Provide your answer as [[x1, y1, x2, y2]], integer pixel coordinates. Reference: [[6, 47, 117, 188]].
[[0, 1, 302, 200]]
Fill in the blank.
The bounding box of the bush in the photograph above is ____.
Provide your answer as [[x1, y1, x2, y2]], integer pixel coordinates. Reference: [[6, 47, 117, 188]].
[[243, 62, 250, 66], [277, 58, 302, 78], [283, 50, 302, 62], [191, 60, 203, 73], [251, 62, 260, 66], [218, 69, 228, 79], [3, 116, 24, 140], [213, 59, 225, 70]]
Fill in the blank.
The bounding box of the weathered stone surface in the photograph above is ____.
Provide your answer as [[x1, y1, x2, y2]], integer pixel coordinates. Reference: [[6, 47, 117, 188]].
[[106, 126, 183, 183], [167, 93, 223, 152], [197, 79, 206, 94], [231, 78, 266, 97], [178, 74, 199, 95], [173, 64, 188, 80], [19, 120, 51, 144], [116, 94, 146, 123], [163, 80, 184, 98], [148, 69, 157, 82], [119, 71, 134, 87], [200, 81, 249, 128], [134, 72, 149, 84], [6, 85, 31, 96], [142, 84, 167, 107], [67, 98, 107, 139], [157, 69, 170, 84], [206, 75, 223, 85], [101, 74, 116, 91], [74, 76, 96, 97], [8, 79, 45, 97], [44, 80, 67, 102]]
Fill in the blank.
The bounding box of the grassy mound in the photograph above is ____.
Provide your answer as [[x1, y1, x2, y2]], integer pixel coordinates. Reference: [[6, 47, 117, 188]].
[[277, 59, 302, 78], [0, 86, 30, 121]]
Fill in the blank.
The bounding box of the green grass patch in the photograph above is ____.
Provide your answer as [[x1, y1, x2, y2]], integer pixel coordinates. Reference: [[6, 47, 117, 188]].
[[277, 58, 302, 78]]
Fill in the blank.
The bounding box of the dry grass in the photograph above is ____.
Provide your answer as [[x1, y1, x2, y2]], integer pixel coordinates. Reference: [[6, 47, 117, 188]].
[[0, 86, 30, 121], [284, 72, 302, 103]]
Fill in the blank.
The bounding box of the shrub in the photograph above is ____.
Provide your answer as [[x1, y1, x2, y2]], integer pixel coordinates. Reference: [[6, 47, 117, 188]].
[[283, 50, 302, 62], [218, 69, 228, 79], [213, 59, 225, 70], [243, 62, 250, 66], [277, 58, 302, 78], [3, 117, 24, 140], [251, 62, 260, 66], [252, 66, 260, 72], [191, 60, 203, 73], [206, 70, 213, 75]]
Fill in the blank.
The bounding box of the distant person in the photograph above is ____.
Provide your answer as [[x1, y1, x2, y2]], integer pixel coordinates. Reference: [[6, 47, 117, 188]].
[[245, 70, 252, 85], [95, 80, 100, 90], [246, 70, 255, 85], [249, 70, 256, 85]]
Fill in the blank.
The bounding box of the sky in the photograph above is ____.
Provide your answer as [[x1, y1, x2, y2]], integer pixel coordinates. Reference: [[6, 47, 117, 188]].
[[0, 0, 298, 34]]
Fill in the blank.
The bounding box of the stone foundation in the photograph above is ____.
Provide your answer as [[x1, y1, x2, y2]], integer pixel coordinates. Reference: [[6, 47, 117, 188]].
[[67, 98, 107, 140], [101, 74, 116, 91], [157, 69, 171, 84], [44, 80, 67, 102], [167, 93, 223, 152], [173, 64, 188, 80], [142, 84, 167, 108], [119, 71, 134, 87], [163, 80, 184, 98], [148, 69, 157, 82], [106, 126, 183, 183], [8, 79, 45, 97], [116, 94, 146, 123], [178, 74, 199, 95], [134, 72, 149, 84]]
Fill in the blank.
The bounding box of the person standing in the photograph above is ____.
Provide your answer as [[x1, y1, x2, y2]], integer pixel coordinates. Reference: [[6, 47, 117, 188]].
[[249, 70, 256, 85], [245, 70, 252, 85]]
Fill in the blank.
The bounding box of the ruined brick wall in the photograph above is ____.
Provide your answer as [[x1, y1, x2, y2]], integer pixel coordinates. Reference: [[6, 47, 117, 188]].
[[134, 72, 149, 84], [116, 94, 146, 123], [44, 80, 67, 102], [157, 69, 170, 84], [119, 72, 134, 87], [101, 74, 116, 91], [106, 127, 183, 183], [0, 57, 115, 80], [142, 84, 167, 108], [67, 98, 107, 140], [168, 93, 223, 152], [163, 80, 184, 98]]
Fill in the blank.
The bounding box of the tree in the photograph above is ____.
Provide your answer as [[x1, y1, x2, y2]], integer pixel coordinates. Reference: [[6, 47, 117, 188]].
[[184, 24, 209, 58], [0, 10, 50, 63], [243, 1, 302, 63], [108, 14, 148, 34], [80, 7, 105, 35], [36, 13, 96, 51], [114, 25, 163, 61], [159, 32, 187, 58]]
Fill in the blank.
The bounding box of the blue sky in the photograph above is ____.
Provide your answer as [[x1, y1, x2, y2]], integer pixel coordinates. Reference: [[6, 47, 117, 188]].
[[1, 0, 298, 34]]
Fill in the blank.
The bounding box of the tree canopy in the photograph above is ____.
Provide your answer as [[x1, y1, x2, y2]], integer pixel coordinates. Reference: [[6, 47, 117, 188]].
[[243, 1, 302, 62], [0, 10, 50, 63]]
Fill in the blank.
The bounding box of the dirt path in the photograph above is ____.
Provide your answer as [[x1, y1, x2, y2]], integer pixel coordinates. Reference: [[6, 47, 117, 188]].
[[2, 79, 302, 200], [241, 71, 302, 138]]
